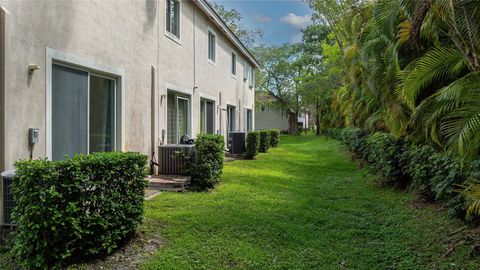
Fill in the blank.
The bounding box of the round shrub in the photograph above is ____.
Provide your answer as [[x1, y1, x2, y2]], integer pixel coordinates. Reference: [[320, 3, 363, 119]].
[[270, 129, 280, 147], [259, 130, 270, 153], [189, 134, 224, 189], [12, 152, 148, 269], [245, 131, 260, 159]]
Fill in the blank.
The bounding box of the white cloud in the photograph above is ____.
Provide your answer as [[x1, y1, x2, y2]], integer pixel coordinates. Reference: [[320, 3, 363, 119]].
[[254, 14, 272, 23], [280, 13, 311, 29]]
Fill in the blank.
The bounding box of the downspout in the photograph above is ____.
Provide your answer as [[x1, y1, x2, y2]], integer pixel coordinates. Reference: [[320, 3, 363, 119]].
[[0, 7, 8, 173], [193, 5, 196, 91]]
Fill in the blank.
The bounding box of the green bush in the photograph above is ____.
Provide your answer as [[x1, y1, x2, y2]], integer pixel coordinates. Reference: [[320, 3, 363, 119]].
[[430, 152, 466, 217], [365, 132, 407, 187], [402, 144, 437, 199], [12, 152, 148, 269], [323, 128, 343, 140], [270, 129, 280, 147], [259, 130, 270, 153], [189, 134, 224, 189], [341, 128, 368, 154], [245, 131, 260, 159]]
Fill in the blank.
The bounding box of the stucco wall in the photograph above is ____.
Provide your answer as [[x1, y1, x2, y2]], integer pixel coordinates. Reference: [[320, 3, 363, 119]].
[[0, 0, 255, 174], [255, 107, 290, 132]]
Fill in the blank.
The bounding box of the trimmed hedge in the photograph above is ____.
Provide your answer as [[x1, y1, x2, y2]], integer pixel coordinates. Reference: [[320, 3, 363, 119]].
[[324, 127, 469, 218], [259, 130, 270, 153], [12, 152, 148, 269], [270, 129, 280, 147], [189, 134, 224, 189], [365, 132, 407, 187], [245, 131, 260, 159]]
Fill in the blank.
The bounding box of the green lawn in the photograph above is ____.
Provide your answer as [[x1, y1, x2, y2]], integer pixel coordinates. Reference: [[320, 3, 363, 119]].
[[140, 135, 478, 269]]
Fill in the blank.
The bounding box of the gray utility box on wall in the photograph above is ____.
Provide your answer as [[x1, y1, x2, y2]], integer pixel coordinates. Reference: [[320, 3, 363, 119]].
[[229, 132, 246, 154], [158, 144, 196, 175], [1, 170, 16, 226]]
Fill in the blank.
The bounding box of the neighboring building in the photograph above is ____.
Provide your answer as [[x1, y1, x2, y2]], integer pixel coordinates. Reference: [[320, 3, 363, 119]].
[[0, 0, 259, 173], [255, 93, 292, 132], [255, 92, 310, 133], [298, 113, 310, 130]]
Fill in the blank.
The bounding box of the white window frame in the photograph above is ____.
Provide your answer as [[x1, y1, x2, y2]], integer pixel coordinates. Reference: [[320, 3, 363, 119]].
[[207, 28, 217, 64], [46, 47, 125, 160], [200, 98, 216, 134], [165, 0, 181, 44], [175, 95, 190, 142], [244, 107, 253, 132], [165, 84, 193, 144], [248, 65, 255, 89]]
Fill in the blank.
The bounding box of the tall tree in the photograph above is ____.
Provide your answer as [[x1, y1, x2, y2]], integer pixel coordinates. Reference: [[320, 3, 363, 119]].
[[210, 2, 263, 48]]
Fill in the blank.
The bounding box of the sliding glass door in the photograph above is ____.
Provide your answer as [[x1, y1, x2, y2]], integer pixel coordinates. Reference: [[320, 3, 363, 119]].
[[89, 75, 115, 153], [167, 91, 190, 144], [52, 65, 88, 160], [200, 99, 215, 134], [227, 105, 236, 133], [52, 64, 117, 160]]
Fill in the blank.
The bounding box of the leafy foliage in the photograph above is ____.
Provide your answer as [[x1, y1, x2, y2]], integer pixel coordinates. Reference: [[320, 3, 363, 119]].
[[245, 131, 260, 159], [189, 134, 225, 190], [11, 152, 148, 269], [259, 130, 270, 153], [269, 129, 280, 147], [365, 132, 408, 187]]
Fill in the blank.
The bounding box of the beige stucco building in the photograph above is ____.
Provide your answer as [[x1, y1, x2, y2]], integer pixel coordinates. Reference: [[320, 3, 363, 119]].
[[0, 0, 258, 173], [0, 0, 258, 224]]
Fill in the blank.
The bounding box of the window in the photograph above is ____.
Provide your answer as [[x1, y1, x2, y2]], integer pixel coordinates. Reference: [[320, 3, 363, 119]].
[[227, 105, 236, 133], [244, 62, 249, 81], [208, 30, 216, 62], [52, 64, 118, 160], [231, 52, 237, 75], [248, 65, 255, 88], [167, 91, 190, 144], [166, 0, 180, 39], [246, 109, 253, 131], [200, 99, 215, 134]]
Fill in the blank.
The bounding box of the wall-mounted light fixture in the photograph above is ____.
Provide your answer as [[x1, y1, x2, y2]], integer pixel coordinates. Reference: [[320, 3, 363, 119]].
[[28, 64, 40, 75]]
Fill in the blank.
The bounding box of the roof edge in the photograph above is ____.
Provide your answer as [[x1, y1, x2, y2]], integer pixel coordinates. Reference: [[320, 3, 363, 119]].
[[193, 0, 260, 68]]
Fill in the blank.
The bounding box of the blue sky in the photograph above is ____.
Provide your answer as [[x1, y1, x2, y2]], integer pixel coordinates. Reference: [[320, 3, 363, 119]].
[[211, 0, 313, 45]]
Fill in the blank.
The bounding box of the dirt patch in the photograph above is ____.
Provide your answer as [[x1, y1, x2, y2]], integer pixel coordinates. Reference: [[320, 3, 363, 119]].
[[70, 228, 164, 270]]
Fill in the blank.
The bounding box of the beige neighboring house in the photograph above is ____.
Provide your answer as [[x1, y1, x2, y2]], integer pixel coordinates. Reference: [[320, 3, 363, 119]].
[[0, 0, 258, 223], [255, 93, 292, 132], [255, 92, 309, 133]]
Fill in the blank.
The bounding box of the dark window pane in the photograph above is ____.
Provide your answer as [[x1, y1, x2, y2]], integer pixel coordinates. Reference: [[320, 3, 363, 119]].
[[89, 75, 115, 153]]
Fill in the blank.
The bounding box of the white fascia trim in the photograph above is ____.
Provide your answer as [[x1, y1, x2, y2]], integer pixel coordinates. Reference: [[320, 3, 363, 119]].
[[46, 47, 125, 159], [194, 0, 259, 68], [166, 83, 193, 96]]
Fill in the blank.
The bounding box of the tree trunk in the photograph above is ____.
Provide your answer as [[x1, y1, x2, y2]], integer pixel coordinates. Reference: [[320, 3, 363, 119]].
[[409, 0, 431, 52]]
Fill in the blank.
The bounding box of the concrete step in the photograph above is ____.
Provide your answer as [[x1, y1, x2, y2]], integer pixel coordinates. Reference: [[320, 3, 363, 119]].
[[147, 175, 190, 192]]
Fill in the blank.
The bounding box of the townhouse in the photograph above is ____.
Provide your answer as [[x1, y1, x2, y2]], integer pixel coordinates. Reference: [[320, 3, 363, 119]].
[[0, 0, 259, 173]]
